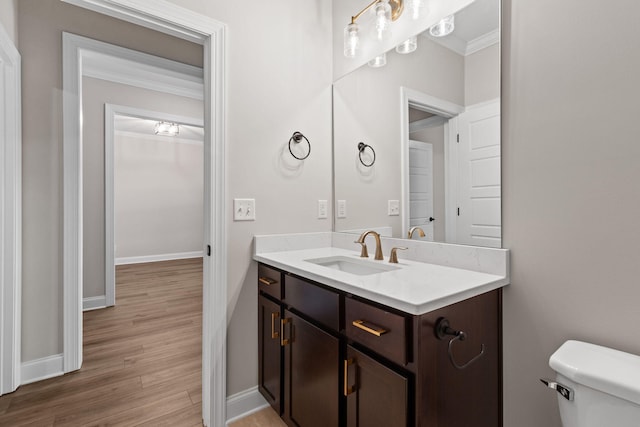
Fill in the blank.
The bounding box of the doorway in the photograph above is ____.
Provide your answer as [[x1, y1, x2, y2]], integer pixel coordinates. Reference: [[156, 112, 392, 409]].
[[59, 3, 227, 424]]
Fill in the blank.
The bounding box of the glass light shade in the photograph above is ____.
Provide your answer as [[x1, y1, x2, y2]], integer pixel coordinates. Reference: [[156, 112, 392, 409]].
[[154, 121, 179, 136], [372, 0, 392, 40], [396, 36, 418, 54], [344, 22, 360, 58], [429, 15, 455, 37], [407, 0, 426, 20], [367, 53, 387, 68]]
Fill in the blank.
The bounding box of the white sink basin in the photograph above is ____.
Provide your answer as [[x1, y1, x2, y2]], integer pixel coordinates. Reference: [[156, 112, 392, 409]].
[[305, 256, 400, 276]]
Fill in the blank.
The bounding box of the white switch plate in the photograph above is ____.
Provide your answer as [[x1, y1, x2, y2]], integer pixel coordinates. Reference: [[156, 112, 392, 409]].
[[388, 200, 400, 216], [318, 200, 328, 219], [234, 198, 256, 221], [337, 200, 347, 218]]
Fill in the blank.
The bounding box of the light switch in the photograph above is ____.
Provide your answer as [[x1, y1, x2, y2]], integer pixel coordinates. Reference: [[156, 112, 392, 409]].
[[388, 200, 400, 216], [337, 200, 347, 218], [234, 198, 256, 221], [318, 200, 328, 219]]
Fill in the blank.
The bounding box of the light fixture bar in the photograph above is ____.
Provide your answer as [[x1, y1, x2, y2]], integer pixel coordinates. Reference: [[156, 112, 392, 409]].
[[350, 0, 404, 24]]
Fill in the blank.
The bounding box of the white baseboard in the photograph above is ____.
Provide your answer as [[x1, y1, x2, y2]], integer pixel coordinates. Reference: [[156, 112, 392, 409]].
[[226, 386, 269, 424], [21, 354, 64, 385], [83, 295, 107, 311], [115, 251, 203, 265]]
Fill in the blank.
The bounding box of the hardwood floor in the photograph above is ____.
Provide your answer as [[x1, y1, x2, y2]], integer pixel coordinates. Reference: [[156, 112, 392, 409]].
[[228, 408, 286, 427], [0, 258, 203, 426]]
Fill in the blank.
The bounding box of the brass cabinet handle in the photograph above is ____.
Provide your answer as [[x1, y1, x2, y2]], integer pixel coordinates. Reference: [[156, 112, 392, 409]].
[[352, 320, 388, 337], [280, 317, 291, 346], [344, 358, 355, 396], [270, 312, 280, 339], [259, 277, 277, 286]]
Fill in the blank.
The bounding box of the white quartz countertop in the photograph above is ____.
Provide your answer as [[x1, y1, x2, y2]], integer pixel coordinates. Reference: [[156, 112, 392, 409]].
[[254, 246, 509, 315]]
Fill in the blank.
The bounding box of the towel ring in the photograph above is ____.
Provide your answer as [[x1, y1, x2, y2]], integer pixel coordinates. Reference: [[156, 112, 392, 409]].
[[358, 142, 376, 167], [435, 317, 485, 370], [289, 131, 311, 160]]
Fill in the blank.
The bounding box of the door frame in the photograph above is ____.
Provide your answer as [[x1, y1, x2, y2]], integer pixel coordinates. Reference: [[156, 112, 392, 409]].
[[0, 20, 21, 397], [60, 1, 227, 426], [399, 87, 463, 241], [104, 104, 204, 309]]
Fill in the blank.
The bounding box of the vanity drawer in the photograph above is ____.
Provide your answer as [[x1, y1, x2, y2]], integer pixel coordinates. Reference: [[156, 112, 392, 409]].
[[283, 274, 340, 331], [345, 297, 408, 366], [258, 264, 282, 300]]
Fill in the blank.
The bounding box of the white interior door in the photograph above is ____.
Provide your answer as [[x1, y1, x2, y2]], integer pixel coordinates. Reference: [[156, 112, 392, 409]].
[[456, 100, 501, 248], [409, 140, 434, 240]]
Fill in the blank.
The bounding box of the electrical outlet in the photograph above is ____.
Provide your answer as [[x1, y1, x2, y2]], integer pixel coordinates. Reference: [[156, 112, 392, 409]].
[[233, 198, 256, 221], [318, 200, 328, 219], [388, 200, 400, 216], [337, 200, 347, 218]]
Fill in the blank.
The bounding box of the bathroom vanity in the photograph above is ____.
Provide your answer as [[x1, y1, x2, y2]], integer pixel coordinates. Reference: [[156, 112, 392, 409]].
[[254, 233, 509, 427]]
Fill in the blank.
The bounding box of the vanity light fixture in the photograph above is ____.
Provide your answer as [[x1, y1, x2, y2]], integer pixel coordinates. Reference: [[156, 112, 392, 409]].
[[429, 14, 455, 37], [406, 0, 426, 20], [368, 52, 387, 68], [396, 36, 417, 54], [343, 0, 404, 58], [154, 121, 180, 136]]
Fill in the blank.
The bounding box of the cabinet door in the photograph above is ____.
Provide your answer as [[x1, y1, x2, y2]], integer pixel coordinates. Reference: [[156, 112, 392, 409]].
[[283, 310, 339, 427], [258, 294, 283, 414], [346, 345, 409, 427]]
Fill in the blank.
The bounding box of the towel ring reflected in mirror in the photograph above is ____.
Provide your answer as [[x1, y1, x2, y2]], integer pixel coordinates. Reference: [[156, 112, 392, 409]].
[[358, 142, 376, 167], [288, 131, 311, 160]]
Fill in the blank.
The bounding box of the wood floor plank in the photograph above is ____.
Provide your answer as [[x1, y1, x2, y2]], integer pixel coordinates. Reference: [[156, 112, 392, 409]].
[[0, 258, 203, 426]]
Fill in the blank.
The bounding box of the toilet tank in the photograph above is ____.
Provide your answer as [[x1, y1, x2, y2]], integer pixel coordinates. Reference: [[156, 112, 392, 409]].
[[549, 340, 640, 427]]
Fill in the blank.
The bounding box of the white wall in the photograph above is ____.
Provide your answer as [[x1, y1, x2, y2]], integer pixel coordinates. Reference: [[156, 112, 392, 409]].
[[114, 131, 203, 261], [163, 0, 334, 395], [82, 76, 203, 298], [502, 1, 640, 426], [0, 0, 18, 45], [334, 39, 463, 238]]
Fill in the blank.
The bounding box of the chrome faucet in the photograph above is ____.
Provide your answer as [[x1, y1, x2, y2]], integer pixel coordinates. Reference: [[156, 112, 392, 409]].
[[355, 230, 384, 260], [407, 226, 426, 239]]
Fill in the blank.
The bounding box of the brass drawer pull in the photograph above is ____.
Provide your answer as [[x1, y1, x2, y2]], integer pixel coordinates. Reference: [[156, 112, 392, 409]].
[[344, 358, 355, 396], [352, 320, 388, 337], [259, 277, 277, 286], [270, 312, 280, 339], [281, 317, 292, 346]]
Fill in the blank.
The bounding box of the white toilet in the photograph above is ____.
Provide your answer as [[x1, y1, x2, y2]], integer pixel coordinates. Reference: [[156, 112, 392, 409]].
[[546, 340, 640, 427]]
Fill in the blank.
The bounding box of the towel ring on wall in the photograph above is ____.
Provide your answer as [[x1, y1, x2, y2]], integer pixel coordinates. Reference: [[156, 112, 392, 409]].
[[358, 142, 376, 167], [288, 131, 311, 160], [435, 317, 485, 370]]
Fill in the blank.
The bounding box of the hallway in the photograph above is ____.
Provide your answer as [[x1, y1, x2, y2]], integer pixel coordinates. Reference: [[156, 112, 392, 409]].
[[0, 258, 203, 426]]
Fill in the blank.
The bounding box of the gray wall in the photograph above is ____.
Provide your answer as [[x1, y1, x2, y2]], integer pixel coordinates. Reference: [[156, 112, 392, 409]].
[[18, 0, 202, 362], [82, 76, 204, 299], [502, 1, 640, 425], [0, 0, 18, 44]]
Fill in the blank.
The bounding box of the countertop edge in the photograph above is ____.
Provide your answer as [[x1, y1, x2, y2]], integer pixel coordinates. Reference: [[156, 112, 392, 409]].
[[254, 253, 509, 315]]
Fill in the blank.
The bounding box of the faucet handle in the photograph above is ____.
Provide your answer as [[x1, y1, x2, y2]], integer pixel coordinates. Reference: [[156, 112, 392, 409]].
[[389, 247, 408, 264], [354, 240, 369, 258]]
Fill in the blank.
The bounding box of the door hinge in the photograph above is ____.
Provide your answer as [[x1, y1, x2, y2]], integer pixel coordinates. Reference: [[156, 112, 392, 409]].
[[456, 133, 459, 143], [207, 245, 211, 256], [457, 207, 460, 216]]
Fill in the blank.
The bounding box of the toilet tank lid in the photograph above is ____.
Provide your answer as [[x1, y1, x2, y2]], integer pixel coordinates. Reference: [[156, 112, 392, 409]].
[[550, 340, 640, 406]]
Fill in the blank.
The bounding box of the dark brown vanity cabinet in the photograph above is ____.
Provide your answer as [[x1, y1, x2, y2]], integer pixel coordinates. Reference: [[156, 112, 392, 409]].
[[258, 293, 282, 414], [282, 310, 340, 427], [257, 262, 502, 427], [345, 345, 409, 427]]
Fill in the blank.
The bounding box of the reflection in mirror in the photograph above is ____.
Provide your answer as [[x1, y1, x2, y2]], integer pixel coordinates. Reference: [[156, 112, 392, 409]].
[[333, 0, 501, 248]]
